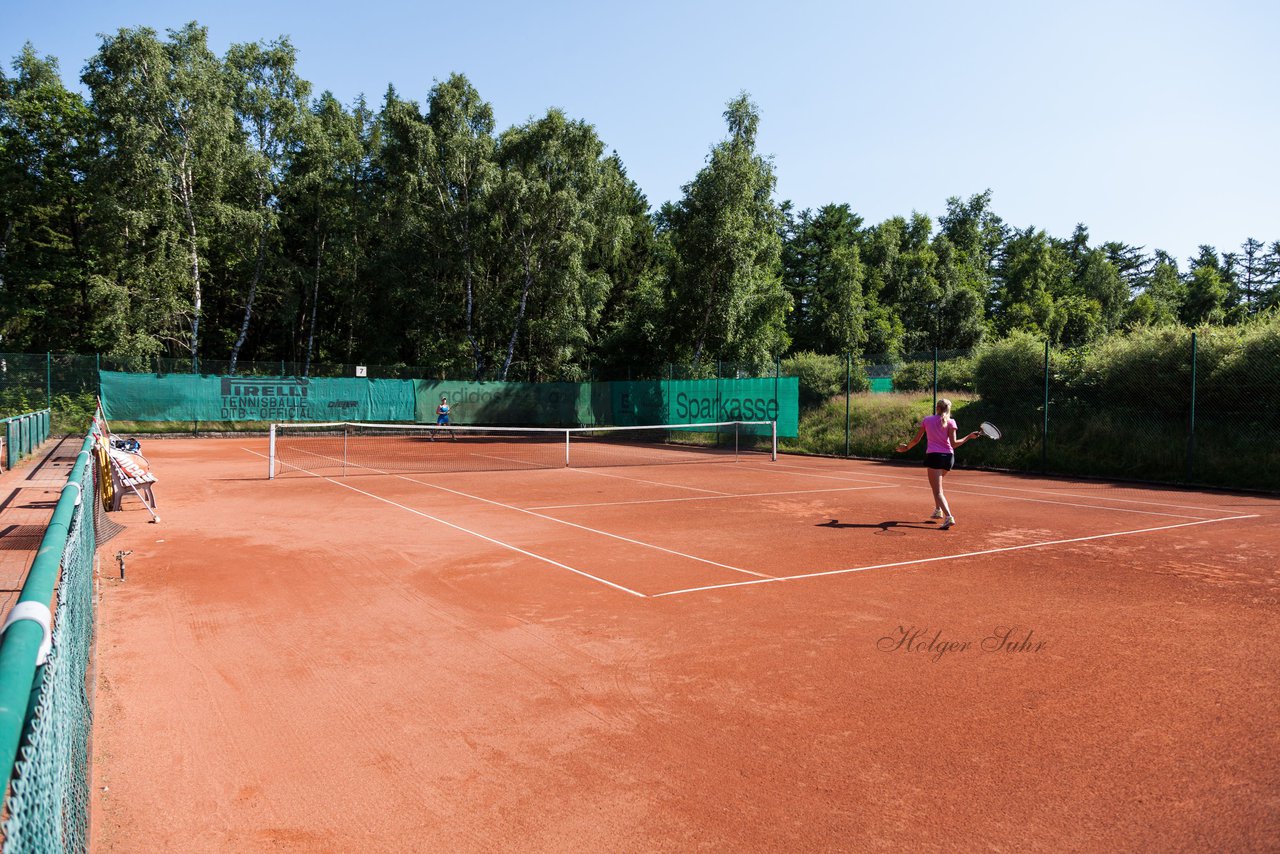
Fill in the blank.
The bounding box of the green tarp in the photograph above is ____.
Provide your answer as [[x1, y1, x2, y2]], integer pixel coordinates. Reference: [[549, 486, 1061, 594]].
[[98, 371, 416, 422], [98, 371, 799, 437], [610, 377, 797, 437], [413, 381, 609, 426], [414, 377, 796, 437]]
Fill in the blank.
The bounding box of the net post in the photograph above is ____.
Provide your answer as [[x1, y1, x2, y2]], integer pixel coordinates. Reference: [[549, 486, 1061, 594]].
[[565, 429, 571, 467], [268, 424, 276, 479], [771, 420, 777, 461], [342, 423, 348, 478]]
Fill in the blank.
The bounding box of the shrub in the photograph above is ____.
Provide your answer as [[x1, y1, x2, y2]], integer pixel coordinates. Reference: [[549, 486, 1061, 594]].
[[893, 356, 975, 393], [1200, 314, 1280, 415], [782, 352, 867, 409], [972, 332, 1047, 409]]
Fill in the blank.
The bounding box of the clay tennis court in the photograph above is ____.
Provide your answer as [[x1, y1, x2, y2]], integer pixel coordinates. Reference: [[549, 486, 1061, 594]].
[[90, 436, 1280, 851]]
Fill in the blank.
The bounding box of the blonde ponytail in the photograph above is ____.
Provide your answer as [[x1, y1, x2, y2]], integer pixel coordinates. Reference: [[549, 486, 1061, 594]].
[[935, 398, 952, 426]]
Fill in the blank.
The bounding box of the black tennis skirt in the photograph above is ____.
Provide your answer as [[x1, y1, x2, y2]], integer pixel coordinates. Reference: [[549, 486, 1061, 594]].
[[924, 452, 954, 471]]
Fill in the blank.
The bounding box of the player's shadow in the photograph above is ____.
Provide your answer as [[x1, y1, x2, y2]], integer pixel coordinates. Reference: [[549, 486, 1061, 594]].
[[817, 519, 937, 535]]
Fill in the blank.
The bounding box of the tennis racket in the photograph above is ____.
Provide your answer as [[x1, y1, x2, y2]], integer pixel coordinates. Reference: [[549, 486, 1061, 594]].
[[979, 421, 1002, 440]]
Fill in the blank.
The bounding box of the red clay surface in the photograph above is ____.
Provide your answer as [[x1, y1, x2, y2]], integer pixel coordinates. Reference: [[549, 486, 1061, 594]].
[[91, 437, 1280, 852]]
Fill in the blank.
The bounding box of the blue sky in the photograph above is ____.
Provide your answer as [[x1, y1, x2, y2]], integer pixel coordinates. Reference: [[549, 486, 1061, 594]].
[[4, 0, 1277, 265]]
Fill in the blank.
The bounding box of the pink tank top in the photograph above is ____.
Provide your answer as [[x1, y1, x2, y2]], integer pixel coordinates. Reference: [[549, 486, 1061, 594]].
[[924, 414, 955, 454]]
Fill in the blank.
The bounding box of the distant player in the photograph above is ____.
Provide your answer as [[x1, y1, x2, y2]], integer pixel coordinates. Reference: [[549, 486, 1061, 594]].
[[433, 395, 456, 441]]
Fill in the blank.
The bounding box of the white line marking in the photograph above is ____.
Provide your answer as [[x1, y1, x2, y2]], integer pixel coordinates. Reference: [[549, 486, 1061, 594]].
[[253, 446, 771, 581], [759, 459, 1243, 515], [530, 484, 896, 510], [568, 466, 733, 495], [244, 449, 649, 597], [651, 514, 1261, 597], [284, 448, 768, 581], [393, 473, 773, 579], [737, 464, 1222, 520]]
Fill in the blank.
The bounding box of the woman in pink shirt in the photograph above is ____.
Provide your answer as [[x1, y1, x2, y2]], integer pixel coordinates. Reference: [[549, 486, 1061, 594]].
[[894, 398, 979, 529]]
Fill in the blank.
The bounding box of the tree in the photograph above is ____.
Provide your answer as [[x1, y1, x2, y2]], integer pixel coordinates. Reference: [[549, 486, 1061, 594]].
[[1182, 254, 1228, 325], [1238, 238, 1266, 314], [782, 204, 866, 354], [422, 74, 496, 379], [491, 109, 611, 380], [84, 23, 236, 366], [587, 154, 663, 378], [936, 190, 1005, 302], [1263, 241, 1280, 310], [991, 226, 1071, 342], [279, 91, 371, 373], [659, 93, 789, 372], [0, 45, 94, 349], [224, 37, 310, 373]]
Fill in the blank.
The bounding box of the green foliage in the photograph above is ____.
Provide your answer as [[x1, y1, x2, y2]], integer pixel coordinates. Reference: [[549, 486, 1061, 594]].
[[1, 28, 1278, 395], [972, 331, 1047, 408], [892, 356, 975, 393], [781, 351, 867, 409], [660, 93, 789, 373], [783, 204, 866, 354]]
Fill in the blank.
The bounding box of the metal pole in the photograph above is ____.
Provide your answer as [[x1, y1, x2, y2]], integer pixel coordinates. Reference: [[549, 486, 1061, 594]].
[[1042, 340, 1050, 473], [1186, 331, 1197, 482], [46, 352, 51, 411], [268, 425, 276, 479], [774, 357, 780, 430], [844, 352, 851, 457]]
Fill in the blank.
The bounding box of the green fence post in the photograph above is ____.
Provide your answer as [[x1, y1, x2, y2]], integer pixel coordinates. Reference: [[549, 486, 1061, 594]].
[[1042, 339, 1050, 473], [845, 352, 851, 457], [1186, 331, 1197, 482]]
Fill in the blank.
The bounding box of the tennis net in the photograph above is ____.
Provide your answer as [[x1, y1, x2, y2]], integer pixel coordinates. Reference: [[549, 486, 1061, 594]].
[[269, 420, 777, 478]]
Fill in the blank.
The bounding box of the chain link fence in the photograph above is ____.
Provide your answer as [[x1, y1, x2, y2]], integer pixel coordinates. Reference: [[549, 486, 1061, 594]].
[[1, 325, 1276, 491], [778, 325, 1280, 492]]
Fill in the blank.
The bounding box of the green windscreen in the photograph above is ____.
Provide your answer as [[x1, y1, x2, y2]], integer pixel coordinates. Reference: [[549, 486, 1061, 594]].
[[97, 372, 798, 437], [99, 372, 416, 422]]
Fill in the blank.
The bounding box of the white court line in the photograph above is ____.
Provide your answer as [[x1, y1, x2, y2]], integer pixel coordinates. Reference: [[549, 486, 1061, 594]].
[[255, 446, 773, 581], [568, 466, 734, 496], [758, 459, 1241, 515], [651, 514, 1261, 598], [246, 450, 648, 598], [393, 472, 774, 579], [530, 484, 896, 511], [736, 464, 1221, 520]]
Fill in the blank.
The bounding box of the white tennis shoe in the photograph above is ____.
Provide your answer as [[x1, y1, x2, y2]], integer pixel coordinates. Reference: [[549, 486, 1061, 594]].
[[940, 516, 956, 530], [930, 509, 945, 520]]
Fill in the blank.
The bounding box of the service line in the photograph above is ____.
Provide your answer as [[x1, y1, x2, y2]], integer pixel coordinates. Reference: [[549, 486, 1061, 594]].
[[651, 514, 1261, 597], [247, 450, 649, 598], [251, 446, 771, 585]]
